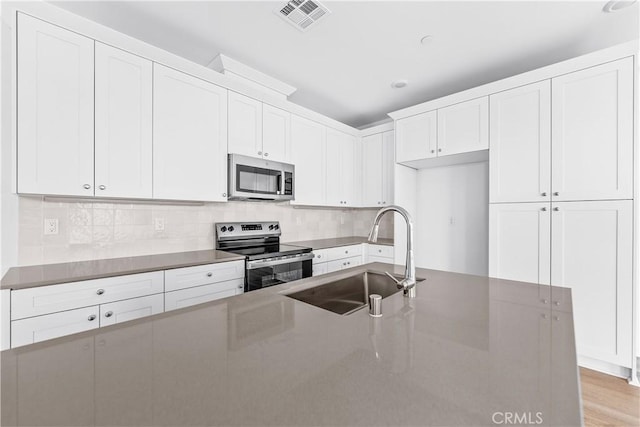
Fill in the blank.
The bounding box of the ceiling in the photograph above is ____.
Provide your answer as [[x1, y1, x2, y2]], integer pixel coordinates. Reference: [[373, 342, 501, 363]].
[[50, 1, 639, 128]]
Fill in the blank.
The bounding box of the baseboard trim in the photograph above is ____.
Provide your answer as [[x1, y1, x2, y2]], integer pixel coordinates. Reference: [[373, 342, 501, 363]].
[[578, 355, 631, 379]]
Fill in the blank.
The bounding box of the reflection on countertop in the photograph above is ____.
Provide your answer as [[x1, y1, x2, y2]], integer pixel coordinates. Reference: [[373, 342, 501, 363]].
[[0, 264, 580, 426]]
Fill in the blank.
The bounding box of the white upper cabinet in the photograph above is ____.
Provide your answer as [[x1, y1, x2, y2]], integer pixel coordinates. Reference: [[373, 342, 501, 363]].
[[94, 43, 153, 199], [153, 64, 228, 202], [550, 200, 632, 367], [262, 104, 291, 163], [17, 14, 95, 196], [362, 132, 393, 208], [437, 97, 489, 156], [362, 133, 383, 207], [489, 81, 551, 203], [291, 115, 326, 206], [395, 111, 437, 163], [325, 129, 356, 207], [551, 57, 633, 201], [489, 202, 551, 285], [228, 92, 263, 158], [382, 131, 395, 207]]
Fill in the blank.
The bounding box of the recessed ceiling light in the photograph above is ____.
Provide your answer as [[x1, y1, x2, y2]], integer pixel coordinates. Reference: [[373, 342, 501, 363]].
[[420, 35, 433, 45], [602, 0, 637, 12], [391, 79, 409, 89]]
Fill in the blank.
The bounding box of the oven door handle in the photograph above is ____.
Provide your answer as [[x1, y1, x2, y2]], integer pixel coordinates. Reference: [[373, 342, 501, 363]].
[[246, 253, 314, 270]]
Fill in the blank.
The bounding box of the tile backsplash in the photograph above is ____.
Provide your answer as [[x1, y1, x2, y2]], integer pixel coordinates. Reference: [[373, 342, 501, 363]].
[[17, 196, 393, 266]]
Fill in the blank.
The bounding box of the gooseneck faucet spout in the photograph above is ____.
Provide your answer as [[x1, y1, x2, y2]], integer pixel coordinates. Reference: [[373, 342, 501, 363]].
[[367, 205, 416, 298]]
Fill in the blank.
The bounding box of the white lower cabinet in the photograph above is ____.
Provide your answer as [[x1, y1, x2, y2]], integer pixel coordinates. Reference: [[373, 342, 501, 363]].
[[312, 262, 328, 276], [489, 200, 633, 369], [7, 260, 246, 348], [165, 279, 243, 312], [99, 294, 164, 327], [312, 243, 394, 276], [11, 306, 100, 348], [327, 256, 362, 273]]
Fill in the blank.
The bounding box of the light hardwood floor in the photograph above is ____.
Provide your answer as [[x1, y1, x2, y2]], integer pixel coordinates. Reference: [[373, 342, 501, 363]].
[[581, 368, 640, 426]]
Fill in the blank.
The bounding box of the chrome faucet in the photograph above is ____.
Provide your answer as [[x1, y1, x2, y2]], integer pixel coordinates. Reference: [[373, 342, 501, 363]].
[[367, 205, 416, 298]]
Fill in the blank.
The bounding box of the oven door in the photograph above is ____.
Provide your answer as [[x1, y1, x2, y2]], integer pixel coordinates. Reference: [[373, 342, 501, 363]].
[[228, 154, 294, 201], [245, 253, 313, 292]]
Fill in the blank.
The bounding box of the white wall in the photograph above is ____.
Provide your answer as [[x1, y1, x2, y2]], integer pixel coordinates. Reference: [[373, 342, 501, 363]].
[[414, 161, 489, 276]]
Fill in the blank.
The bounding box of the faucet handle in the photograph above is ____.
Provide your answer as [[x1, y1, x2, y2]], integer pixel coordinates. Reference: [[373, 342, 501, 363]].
[[384, 272, 402, 287]]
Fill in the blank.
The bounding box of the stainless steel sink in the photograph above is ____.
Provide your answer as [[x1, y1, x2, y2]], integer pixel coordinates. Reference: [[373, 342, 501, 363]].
[[285, 271, 424, 315]]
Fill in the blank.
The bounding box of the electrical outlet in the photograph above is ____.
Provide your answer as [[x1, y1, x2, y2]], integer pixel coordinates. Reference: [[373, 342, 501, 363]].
[[154, 217, 165, 231], [44, 218, 59, 235]]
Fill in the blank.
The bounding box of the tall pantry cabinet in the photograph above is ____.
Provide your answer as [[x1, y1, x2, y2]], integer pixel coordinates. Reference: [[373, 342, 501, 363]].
[[489, 57, 634, 370]]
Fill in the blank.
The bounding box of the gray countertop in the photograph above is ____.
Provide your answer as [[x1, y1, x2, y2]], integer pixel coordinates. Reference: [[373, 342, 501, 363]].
[[286, 236, 394, 250], [0, 263, 581, 426], [0, 250, 246, 290]]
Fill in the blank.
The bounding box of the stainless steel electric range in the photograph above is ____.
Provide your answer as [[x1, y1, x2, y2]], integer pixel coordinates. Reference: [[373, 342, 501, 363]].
[[215, 222, 313, 292]]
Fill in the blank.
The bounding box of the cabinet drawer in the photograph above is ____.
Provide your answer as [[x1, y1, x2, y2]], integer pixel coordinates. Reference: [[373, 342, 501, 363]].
[[325, 244, 363, 262], [313, 262, 328, 276], [312, 249, 330, 264], [366, 244, 394, 259], [327, 256, 362, 273], [99, 294, 164, 327], [11, 306, 100, 347], [164, 261, 244, 292], [165, 278, 243, 311], [11, 271, 164, 320], [367, 255, 395, 264]]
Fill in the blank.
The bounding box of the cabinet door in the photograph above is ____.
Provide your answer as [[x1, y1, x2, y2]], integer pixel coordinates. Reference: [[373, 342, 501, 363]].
[[361, 133, 383, 207], [99, 294, 164, 327], [395, 111, 437, 163], [153, 64, 228, 201], [489, 203, 550, 285], [550, 200, 632, 367], [291, 115, 326, 205], [489, 81, 551, 203], [164, 261, 245, 292], [325, 129, 355, 207], [11, 306, 100, 348], [17, 14, 94, 196], [228, 91, 263, 158], [262, 104, 291, 162], [95, 43, 153, 199], [437, 97, 489, 156], [551, 58, 633, 201], [381, 130, 395, 206]]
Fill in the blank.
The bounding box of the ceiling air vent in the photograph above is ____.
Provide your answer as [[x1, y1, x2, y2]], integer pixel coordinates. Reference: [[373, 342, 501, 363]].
[[277, 0, 331, 32]]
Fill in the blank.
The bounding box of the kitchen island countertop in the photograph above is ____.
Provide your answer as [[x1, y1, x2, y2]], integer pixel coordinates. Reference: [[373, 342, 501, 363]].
[[0, 263, 581, 426]]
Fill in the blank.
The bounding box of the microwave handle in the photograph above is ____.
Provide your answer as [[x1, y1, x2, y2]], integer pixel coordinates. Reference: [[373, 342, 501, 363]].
[[277, 172, 282, 194]]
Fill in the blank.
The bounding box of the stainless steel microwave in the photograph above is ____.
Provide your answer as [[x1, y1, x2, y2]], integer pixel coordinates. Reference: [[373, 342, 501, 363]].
[[228, 154, 295, 201]]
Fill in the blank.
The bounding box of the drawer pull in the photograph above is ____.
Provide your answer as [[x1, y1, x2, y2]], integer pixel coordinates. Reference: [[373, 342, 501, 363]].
[[104, 311, 113, 318], [378, 249, 382, 253], [88, 315, 97, 321], [345, 250, 348, 254], [207, 272, 213, 277], [96, 289, 105, 295]]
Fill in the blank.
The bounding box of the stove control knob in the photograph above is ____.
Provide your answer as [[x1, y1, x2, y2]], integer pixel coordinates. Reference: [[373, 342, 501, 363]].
[[228, 226, 235, 232], [269, 225, 274, 230], [274, 224, 279, 230], [220, 226, 227, 232]]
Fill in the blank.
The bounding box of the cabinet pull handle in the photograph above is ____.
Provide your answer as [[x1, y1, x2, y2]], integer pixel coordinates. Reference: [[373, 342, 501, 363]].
[[553, 207, 560, 211], [207, 272, 213, 277], [104, 311, 113, 318], [238, 284, 243, 289], [431, 150, 435, 154], [222, 193, 227, 197], [258, 151, 262, 156], [541, 207, 547, 211], [345, 250, 348, 254], [438, 148, 442, 152], [541, 192, 547, 197], [553, 192, 559, 196], [88, 315, 97, 321], [553, 301, 560, 306], [98, 185, 106, 190], [378, 249, 382, 253], [83, 184, 91, 190], [96, 289, 105, 295], [264, 152, 269, 157]]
